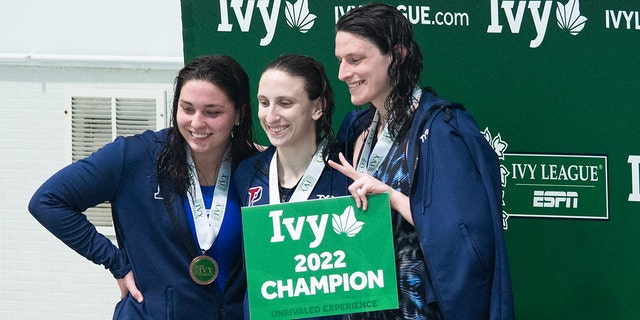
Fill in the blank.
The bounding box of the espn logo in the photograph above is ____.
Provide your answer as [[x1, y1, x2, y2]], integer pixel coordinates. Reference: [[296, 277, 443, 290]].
[[533, 191, 578, 208]]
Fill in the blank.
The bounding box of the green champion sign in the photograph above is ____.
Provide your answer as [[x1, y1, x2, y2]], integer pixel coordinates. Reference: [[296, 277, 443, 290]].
[[502, 153, 609, 219], [242, 194, 398, 319]]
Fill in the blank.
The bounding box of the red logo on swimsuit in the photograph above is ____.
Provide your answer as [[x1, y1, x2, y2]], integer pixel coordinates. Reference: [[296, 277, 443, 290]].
[[248, 187, 263, 206]]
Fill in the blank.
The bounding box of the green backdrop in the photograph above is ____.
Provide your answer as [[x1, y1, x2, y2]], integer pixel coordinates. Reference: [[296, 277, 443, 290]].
[[180, 1, 640, 318]]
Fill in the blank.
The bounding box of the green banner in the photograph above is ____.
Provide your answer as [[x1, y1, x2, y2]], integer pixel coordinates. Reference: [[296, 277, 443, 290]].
[[241, 194, 398, 319], [181, 1, 640, 318]]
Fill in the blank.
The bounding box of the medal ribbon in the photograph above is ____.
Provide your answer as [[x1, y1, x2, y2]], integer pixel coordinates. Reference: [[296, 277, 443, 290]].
[[357, 88, 422, 175], [269, 138, 328, 203], [186, 146, 231, 252], [356, 111, 394, 175]]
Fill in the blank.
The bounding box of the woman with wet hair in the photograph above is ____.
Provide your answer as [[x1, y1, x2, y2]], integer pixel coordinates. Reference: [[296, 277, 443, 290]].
[[29, 55, 259, 319], [331, 3, 514, 319], [234, 54, 348, 320]]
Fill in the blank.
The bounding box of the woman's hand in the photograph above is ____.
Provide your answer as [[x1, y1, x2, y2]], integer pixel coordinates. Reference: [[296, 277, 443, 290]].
[[328, 153, 389, 210], [117, 271, 144, 303], [329, 153, 414, 225]]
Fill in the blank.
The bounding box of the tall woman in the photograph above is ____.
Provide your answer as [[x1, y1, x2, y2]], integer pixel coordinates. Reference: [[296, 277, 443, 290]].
[[29, 55, 259, 319], [330, 3, 514, 320]]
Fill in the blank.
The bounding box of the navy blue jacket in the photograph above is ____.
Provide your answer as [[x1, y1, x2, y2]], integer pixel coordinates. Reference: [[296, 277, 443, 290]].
[[233, 145, 348, 320], [28, 129, 245, 319], [337, 91, 514, 320], [233, 145, 349, 206]]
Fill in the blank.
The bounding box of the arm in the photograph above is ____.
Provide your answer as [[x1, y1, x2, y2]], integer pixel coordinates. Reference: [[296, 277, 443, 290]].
[[28, 137, 131, 279]]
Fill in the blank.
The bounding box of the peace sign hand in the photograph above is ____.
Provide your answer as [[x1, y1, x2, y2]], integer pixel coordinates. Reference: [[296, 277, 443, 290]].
[[328, 152, 413, 225], [328, 152, 392, 211]]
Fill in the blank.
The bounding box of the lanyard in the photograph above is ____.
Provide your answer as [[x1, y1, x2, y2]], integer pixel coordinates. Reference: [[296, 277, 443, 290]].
[[356, 110, 394, 175], [357, 88, 422, 175], [268, 138, 327, 203], [185, 146, 231, 252]]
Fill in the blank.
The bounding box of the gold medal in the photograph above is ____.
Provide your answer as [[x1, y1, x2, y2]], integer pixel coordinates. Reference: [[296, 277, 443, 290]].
[[189, 254, 219, 285]]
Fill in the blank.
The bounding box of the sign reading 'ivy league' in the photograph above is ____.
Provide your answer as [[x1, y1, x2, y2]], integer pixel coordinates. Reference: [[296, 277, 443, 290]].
[[241, 194, 398, 319], [502, 153, 608, 220]]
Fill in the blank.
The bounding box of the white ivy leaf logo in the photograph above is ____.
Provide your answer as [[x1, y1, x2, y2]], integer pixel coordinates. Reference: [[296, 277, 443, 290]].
[[332, 206, 364, 237], [285, 0, 316, 33], [491, 134, 508, 160], [482, 128, 508, 160], [503, 211, 509, 229], [482, 127, 511, 230], [556, 0, 588, 35], [500, 164, 511, 189]]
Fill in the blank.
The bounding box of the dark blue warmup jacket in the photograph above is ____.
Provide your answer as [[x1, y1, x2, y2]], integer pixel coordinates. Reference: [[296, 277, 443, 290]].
[[337, 91, 515, 320], [233, 145, 348, 320], [28, 129, 245, 319], [233, 145, 349, 207]]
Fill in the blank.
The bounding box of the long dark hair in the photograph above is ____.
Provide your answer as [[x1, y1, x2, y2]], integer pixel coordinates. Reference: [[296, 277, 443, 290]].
[[157, 55, 259, 195], [262, 54, 336, 159], [336, 3, 423, 140]]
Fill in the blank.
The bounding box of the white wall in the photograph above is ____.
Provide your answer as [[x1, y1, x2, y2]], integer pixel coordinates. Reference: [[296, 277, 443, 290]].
[[0, 1, 184, 319], [1, 0, 183, 57]]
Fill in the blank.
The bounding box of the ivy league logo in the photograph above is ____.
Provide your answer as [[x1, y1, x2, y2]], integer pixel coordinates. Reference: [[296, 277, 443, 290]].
[[217, 0, 316, 46]]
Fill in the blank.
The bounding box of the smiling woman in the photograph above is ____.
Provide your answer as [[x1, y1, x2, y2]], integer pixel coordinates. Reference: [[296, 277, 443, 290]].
[[257, 67, 322, 159], [177, 79, 240, 185], [331, 3, 514, 319], [233, 54, 348, 320], [234, 54, 347, 207], [28, 55, 259, 319]]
